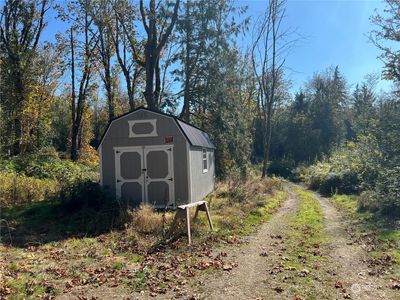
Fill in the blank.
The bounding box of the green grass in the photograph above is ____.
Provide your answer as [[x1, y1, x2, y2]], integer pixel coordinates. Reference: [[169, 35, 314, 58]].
[[241, 190, 289, 234], [283, 188, 332, 299], [331, 194, 400, 277], [209, 190, 289, 238]]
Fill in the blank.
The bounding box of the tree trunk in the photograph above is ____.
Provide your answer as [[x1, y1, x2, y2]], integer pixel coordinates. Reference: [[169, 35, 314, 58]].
[[70, 28, 78, 161], [154, 57, 161, 107], [261, 107, 272, 178], [180, 0, 192, 121]]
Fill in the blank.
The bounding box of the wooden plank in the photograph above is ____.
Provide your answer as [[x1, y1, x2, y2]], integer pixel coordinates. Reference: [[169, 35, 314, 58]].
[[204, 202, 214, 231], [178, 200, 206, 210], [186, 207, 191, 245]]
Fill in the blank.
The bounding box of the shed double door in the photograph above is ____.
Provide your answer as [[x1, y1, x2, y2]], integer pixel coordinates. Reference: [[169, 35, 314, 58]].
[[115, 145, 174, 207]]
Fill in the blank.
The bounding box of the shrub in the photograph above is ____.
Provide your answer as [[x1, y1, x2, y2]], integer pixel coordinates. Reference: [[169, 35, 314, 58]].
[[126, 205, 165, 235], [374, 166, 400, 217], [60, 180, 108, 212], [0, 153, 100, 207], [267, 158, 295, 178], [318, 170, 359, 196], [0, 171, 58, 207], [299, 135, 382, 195]]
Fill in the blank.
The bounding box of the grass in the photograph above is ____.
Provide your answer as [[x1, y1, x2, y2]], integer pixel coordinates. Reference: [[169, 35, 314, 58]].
[[1, 173, 286, 299], [197, 176, 287, 239], [331, 194, 400, 277], [282, 188, 333, 299]]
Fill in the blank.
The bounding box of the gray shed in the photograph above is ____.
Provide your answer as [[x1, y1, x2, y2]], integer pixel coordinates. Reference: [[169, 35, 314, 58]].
[[97, 107, 215, 209]]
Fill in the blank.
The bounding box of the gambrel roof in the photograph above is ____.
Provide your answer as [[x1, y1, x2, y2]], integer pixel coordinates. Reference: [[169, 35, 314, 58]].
[[97, 107, 215, 149]]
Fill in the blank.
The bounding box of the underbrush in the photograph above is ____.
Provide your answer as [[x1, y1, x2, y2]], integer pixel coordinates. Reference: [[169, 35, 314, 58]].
[[295, 135, 399, 217], [0, 149, 99, 207], [206, 175, 286, 238]]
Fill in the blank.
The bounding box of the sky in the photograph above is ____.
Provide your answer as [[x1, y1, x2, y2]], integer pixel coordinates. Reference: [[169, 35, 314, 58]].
[[38, 0, 392, 94], [242, 0, 390, 92]]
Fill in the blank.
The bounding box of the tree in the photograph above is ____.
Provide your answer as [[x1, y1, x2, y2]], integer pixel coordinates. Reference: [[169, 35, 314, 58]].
[[370, 0, 400, 84], [139, 0, 180, 110], [179, 0, 252, 178], [252, 0, 288, 178], [57, 0, 98, 160], [0, 0, 50, 155], [89, 0, 117, 121]]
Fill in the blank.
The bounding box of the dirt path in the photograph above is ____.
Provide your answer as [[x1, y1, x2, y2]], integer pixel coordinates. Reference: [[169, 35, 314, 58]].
[[189, 190, 300, 299], [314, 192, 395, 300], [187, 185, 397, 300]]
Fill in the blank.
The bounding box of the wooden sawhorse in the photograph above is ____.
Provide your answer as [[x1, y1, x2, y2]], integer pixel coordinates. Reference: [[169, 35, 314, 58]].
[[170, 201, 213, 245]]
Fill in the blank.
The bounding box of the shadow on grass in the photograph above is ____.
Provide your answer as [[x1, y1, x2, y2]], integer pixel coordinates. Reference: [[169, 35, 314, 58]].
[[0, 184, 122, 247]]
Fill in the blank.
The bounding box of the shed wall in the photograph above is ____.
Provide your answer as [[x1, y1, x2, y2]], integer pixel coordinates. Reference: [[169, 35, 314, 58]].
[[100, 110, 189, 206], [189, 147, 215, 202]]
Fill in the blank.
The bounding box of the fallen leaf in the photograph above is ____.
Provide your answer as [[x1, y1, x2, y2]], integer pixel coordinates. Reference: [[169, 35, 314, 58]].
[[335, 280, 343, 288], [313, 264, 321, 270], [222, 264, 233, 271]]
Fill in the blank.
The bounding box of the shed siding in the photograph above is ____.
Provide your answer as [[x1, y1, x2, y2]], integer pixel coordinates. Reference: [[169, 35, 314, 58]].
[[189, 146, 215, 202], [100, 110, 189, 206]]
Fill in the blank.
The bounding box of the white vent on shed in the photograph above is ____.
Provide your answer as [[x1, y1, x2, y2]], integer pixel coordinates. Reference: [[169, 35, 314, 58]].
[[128, 119, 158, 137]]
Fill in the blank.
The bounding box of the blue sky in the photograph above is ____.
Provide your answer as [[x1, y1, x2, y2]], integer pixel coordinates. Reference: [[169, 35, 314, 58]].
[[242, 0, 390, 92], [40, 0, 391, 94]]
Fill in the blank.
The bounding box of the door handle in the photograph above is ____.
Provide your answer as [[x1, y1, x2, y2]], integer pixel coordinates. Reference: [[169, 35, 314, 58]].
[[117, 179, 121, 183], [168, 178, 173, 181]]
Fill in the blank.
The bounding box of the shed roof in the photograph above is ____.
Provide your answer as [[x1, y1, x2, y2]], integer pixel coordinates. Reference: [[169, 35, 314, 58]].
[[97, 107, 215, 149], [176, 119, 215, 149]]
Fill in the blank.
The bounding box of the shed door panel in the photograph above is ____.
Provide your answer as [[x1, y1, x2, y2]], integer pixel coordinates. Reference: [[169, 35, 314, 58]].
[[121, 182, 142, 206], [115, 147, 144, 207], [144, 146, 174, 208], [120, 152, 142, 180]]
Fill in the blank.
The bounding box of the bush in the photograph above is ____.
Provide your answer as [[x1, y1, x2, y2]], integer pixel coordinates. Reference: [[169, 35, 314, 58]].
[[0, 171, 59, 207], [60, 180, 109, 212], [267, 158, 295, 178], [374, 166, 400, 217], [0, 153, 100, 207], [0, 151, 98, 183], [299, 135, 382, 195], [318, 170, 359, 196]]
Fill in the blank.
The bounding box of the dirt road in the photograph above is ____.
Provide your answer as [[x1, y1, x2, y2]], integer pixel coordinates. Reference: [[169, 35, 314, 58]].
[[189, 186, 397, 300]]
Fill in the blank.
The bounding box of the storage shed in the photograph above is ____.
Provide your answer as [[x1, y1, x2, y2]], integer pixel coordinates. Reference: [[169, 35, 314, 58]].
[[97, 107, 215, 209]]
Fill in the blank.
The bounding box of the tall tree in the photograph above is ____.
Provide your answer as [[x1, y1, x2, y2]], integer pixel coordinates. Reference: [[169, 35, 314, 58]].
[[89, 0, 117, 121], [252, 0, 288, 178], [139, 0, 180, 110], [0, 0, 50, 155], [58, 0, 98, 160]]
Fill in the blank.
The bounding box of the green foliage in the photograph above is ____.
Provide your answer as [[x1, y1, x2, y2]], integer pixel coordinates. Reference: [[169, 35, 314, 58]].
[[0, 152, 99, 207], [373, 166, 400, 216], [299, 135, 383, 196], [0, 170, 58, 207], [0, 150, 98, 182], [267, 158, 296, 178]]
